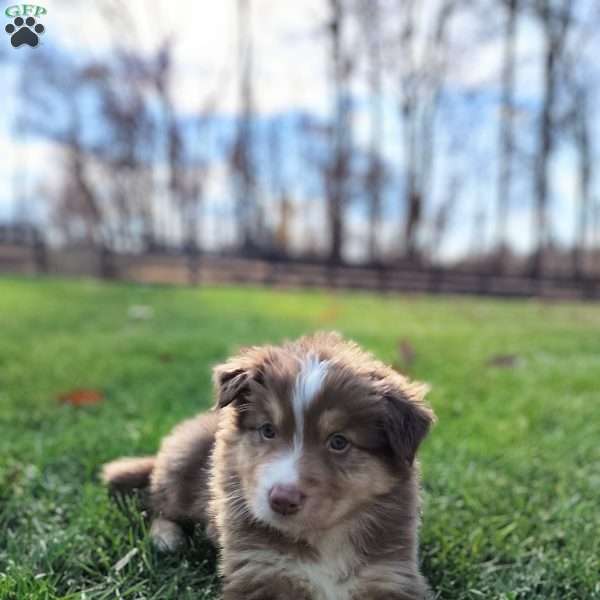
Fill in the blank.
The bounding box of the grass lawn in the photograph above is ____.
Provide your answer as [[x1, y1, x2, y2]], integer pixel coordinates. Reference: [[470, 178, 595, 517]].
[[0, 277, 599, 600]]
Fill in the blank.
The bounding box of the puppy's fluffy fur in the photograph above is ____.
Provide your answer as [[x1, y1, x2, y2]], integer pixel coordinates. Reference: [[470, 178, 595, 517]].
[[102, 332, 435, 599]]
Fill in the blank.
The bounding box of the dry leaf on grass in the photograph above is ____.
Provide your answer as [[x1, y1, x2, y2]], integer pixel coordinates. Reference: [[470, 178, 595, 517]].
[[58, 388, 104, 407], [398, 339, 416, 367], [487, 354, 520, 368], [317, 303, 341, 323], [392, 338, 416, 374]]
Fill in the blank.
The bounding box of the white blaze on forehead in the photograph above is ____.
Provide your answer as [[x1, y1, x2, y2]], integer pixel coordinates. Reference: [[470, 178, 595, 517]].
[[253, 356, 329, 525], [292, 355, 329, 447]]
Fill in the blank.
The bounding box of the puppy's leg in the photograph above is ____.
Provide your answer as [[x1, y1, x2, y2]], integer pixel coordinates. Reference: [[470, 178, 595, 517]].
[[101, 456, 156, 494], [149, 412, 219, 543], [102, 456, 186, 552], [150, 516, 186, 552]]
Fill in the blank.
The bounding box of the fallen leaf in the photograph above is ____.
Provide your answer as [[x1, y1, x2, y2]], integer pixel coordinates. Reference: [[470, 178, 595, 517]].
[[317, 303, 341, 323], [58, 388, 104, 407], [398, 339, 416, 367], [487, 354, 520, 369]]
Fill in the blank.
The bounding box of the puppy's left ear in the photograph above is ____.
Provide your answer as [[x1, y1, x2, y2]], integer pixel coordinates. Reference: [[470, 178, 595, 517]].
[[379, 376, 435, 466]]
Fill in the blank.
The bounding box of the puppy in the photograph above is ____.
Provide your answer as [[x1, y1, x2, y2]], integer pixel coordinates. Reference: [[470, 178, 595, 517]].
[[102, 332, 435, 599]]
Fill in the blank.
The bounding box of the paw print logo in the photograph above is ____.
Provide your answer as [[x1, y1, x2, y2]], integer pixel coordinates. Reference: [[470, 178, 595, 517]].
[[5, 16, 45, 48]]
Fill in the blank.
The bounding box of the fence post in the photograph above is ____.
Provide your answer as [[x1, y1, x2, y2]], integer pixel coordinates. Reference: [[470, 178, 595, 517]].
[[188, 247, 201, 286], [32, 229, 48, 274], [100, 245, 116, 279]]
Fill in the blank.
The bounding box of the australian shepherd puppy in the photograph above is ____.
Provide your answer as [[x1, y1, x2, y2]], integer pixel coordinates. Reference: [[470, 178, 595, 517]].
[[102, 332, 435, 600]]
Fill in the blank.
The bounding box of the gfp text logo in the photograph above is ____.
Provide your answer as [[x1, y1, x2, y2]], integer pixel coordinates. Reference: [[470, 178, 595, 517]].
[[5, 4, 47, 48]]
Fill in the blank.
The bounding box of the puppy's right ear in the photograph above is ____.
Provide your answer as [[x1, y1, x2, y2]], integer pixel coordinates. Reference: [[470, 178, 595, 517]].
[[212, 358, 253, 408], [372, 373, 435, 467]]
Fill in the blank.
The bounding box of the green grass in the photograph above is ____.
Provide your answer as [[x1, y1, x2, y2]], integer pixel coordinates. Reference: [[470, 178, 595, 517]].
[[0, 277, 599, 600]]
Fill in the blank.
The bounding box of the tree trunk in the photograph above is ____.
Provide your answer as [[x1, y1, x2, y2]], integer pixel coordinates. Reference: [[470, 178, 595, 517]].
[[327, 0, 351, 264], [532, 0, 572, 278], [234, 0, 257, 251], [496, 0, 518, 270], [572, 87, 591, 278], [532, 28, 554, 277], [364, 0, 384, 264]]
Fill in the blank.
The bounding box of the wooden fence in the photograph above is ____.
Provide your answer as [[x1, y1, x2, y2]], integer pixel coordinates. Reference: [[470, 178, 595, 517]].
[[1, 242, 599, 300]]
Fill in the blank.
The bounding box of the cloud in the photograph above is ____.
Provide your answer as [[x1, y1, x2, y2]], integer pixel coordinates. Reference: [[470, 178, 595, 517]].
[[0, 132, 58, 219], [36, 0, 330, 117]]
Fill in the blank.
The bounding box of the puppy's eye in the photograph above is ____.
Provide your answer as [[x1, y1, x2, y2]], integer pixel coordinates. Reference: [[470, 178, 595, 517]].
[[259, 423, 276, 440], [327, 433, 350, 453]]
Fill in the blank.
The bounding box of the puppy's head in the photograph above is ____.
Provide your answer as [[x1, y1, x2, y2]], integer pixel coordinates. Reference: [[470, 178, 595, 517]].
[[213, 332, 434, 538]]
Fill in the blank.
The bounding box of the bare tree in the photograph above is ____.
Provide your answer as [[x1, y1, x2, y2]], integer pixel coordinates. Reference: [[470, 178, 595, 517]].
[[62, 117, 105, 246], [231, 0, 259, 251], [357, 0, 385, 263], [496, 0, 519, 269], [152, 39, 189, 250], [561, 3, 598, 278], [592, 200, 600, 275], [397, 0, 419, 262], [531, 0, 573, 277], [22, 51, 107, 247], [395, 0, 455, 263], [429, 174, 461, 264], [325, 0, 354, 263], [268, 122, 294, 256], [570, 84, 591, 277]]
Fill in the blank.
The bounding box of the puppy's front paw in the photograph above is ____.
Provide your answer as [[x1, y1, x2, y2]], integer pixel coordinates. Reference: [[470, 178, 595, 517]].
[[150, 517, 185, 552]]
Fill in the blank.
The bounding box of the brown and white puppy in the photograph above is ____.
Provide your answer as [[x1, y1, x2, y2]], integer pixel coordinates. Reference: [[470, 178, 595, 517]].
[[102, 332, 435, 600]]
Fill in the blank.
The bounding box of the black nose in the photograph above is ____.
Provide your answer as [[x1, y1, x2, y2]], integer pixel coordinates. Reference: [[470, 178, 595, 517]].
[[269, 484, 306, 516]]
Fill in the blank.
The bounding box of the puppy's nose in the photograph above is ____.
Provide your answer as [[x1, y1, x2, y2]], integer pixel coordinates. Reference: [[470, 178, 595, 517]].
[[269, 484, 306, 516]]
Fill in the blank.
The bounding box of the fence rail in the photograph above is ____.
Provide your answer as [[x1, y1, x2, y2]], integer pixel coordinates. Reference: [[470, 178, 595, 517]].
[[1, 242, 599, 300]]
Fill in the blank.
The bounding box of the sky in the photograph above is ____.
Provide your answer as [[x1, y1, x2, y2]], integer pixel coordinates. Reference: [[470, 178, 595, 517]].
[[1, 0, 595, 261]]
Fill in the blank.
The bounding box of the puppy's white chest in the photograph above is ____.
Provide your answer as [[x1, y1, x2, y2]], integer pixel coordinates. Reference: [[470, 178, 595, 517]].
[[293, 540, 359, 600], [295, 560, 357, 600]]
